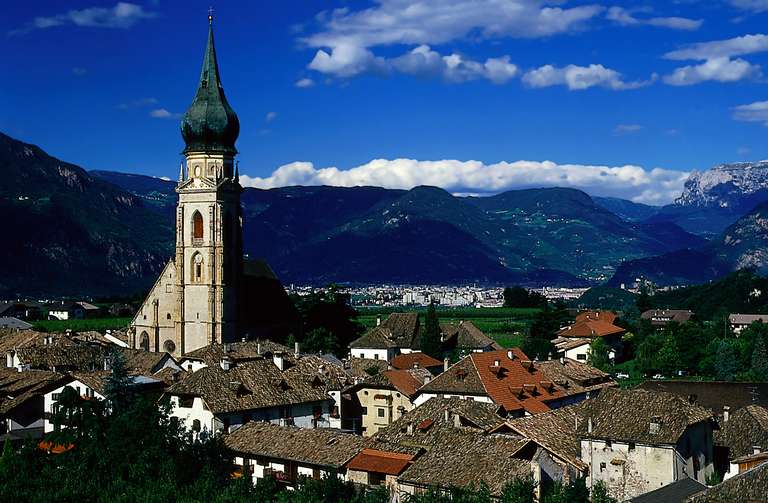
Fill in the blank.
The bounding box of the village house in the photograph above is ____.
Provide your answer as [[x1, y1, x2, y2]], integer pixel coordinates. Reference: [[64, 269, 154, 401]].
[[342, 366, 433, 436], [578, 388, 717, 501], [46, 301, 86, 321], [348, 312, 500, 361], [165, 351, 350, 435], [224, 421, 366, 487], [0, 301, 43, 320], [413, 349, 614, 416], [553, 310, 625, 362], [368, 396, 560, 499], [43, 372, 165, 433], [640, 309, 695, 329], [728, 313, 768, 335], [0, 318, 33, 331], [715, 404, 768, 479], [685, 460, 768, 503], [0, 368, 68, 441], [178, 339, 291, 373]]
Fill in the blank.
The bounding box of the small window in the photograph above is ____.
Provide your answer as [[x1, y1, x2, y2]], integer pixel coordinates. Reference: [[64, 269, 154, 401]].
[[179, 396, 194, 408], [600, 462, 606, 471], [374, 354, 379, 360], [166, 313, 172, 320], [192, 211, 203, 240], [192, 419, 201, 432], [163, 340, 176, 353], [377, 408, 385, 418], [361, 407, 368, 415], [628, 442, 635, 451], [605, 440, 612, 448], [577, 354, 587, 360]]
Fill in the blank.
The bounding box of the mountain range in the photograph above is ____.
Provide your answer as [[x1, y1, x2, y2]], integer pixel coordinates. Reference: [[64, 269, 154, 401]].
[[4, 130, 768, 296]]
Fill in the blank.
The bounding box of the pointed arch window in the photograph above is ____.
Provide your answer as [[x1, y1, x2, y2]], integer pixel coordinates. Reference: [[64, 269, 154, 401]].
[[192, 253, 204, 283], [192, 211, 204, 243], [139, 331, 150, 351]]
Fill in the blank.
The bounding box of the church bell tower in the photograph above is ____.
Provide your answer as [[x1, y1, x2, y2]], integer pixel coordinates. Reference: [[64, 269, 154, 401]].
[[175, 13, 243, 353]]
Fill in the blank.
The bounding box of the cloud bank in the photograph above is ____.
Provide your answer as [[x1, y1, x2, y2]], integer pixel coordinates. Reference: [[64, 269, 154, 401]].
[[240, 158, 689, 205], [11, 2, 155, 35]]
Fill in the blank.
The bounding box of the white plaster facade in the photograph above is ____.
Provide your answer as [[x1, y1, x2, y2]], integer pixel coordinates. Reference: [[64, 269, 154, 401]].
[[412, 392, 493, 408], [350, 348, 394, 361], [43, 379, 105, 433]]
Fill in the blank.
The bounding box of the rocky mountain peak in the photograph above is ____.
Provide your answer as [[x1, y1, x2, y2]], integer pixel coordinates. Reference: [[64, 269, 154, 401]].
[[676, 161, 768, 208]]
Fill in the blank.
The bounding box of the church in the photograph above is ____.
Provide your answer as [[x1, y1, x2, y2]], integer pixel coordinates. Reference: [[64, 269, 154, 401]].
[[130, 16, 299, 357]]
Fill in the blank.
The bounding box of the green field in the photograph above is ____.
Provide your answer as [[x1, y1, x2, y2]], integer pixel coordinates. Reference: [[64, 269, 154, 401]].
[[356, 306, 540, 349], [32, 317, 132, 333]]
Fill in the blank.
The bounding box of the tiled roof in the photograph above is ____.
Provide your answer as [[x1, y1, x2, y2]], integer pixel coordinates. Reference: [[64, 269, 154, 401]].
[[182, 340, 291, 365], [556, 319, 625, 339], [637, 381, 768, 417], [630, 478, 706, 503], [349, 326, 399, 350], [641, 310, 694, 325], [717, 405, 768, 459], [0, 368, 67, 414], [374, 397, 506, 447], [381, 313, 420, 347], [504, 405, 586, 471], [577, 388, 714, 445], [575, 311, 618, 324], [397, 431, 532, 497], [420, 349, 568, 414], [686, 460, 768, 503], [166, 358, 340, 414], [383, 368, 432, 399], [343, 357, 389, 378], [390, 353, 443, 371], [120, 348, 174, 374], [440, 321, 501, 351], [534, 358, 616, 394], [729, 314, 768, 325], [224, 421, 366, 469], [346, 448, 415, 475], [553, 338, 591, 351]]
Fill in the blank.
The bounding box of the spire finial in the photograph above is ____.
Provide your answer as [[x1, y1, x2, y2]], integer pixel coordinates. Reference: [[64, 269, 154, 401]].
[[208, 6, 214, 24]]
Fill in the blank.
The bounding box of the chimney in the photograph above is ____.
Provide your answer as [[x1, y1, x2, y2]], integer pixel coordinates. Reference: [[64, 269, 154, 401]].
[[423, 375, 431, 385], [507, 350, 515, 360], [723, 406, 730, 423], [443, 358, 450, 372], [257, 342, 262, 355], [444, 409, 450, 422], [559, 356, 565, 365], [294, 341, 300, 356], [587, 417, 593, 434], [753, 446, 762, 455], [220, 357, 233, 371], [241, 337, 247, 343], [103, 358, 110, 371], [273, 353, 285, 371], [650, 416, 662, 434], [407, 422, 414, 435], [376, 316, 381, 327], [453, 413, 461, 428], [223, 343, 232, 353]]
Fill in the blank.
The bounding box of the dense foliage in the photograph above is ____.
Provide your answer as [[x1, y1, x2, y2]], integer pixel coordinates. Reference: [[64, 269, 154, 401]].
[[420, 301, 443, 358], [523, 301, 571, 360], [503, 287, 548, 309], [290, 285, 364, 357]]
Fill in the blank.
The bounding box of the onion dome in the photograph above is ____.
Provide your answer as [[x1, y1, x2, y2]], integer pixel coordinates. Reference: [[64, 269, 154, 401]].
[[181, 17, 239, 155]]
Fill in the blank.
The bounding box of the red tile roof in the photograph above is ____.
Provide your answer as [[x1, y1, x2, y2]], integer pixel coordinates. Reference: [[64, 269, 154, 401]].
[[575, 310, 617, 324], [390, 352, 443, 370], [557, 319, 625, 339], [346, 448, 415, 475], [383, 369, 424, 398], [470, 349, 562, 414]]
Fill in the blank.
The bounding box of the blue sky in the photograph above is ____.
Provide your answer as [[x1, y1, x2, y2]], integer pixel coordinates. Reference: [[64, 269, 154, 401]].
[[4, 1, 768, 204]]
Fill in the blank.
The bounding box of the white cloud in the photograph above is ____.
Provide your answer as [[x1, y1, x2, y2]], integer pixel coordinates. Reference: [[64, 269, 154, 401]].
[[303, 0, 603, 80], [664, 33, 768, 61], [265, 111, 278, 122], [11, 2, 155, 34], [606, 7, 702, 31], [614, 124, 643, 135], [295, 78, 315, 88], [730, 0, 768, 12], [391, 45, 518, 83], [522, 64, 655, 90], [733, 100, 768, 125], [663, 57, 760, 85], [239, 158, 689, 204], [149, 108, 179, 119]]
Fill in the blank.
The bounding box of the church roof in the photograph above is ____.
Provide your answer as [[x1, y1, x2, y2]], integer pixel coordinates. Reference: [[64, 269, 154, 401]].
[[180, 16, 239, 155]]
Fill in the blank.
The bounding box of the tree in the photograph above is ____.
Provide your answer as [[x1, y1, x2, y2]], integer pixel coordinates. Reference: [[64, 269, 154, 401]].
[[588, 338, 611, 371], [524, 302, 569, 360], [104, 349, 133, 413], [636, 282, 653, 314], [715, 340, 738, 381], [752, 334, 768, 380], [503, 287, 547, 309], [591, 481, 617, 503], [656, 333, 681, 376], [421, 301, 443, 359], [292, 285, 364, 357], [499, 478, 535, 503]]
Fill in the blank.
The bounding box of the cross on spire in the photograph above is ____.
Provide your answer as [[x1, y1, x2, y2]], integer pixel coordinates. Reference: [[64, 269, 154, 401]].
[[208, 6, 214, 24]]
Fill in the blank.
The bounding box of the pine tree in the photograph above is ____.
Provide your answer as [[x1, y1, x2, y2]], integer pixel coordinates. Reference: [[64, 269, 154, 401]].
[[420, 301, 443, 359], [636, 282, 652, 314], [752, 335, 768, 380], [104, 349, 132, 412], [715, 340, 737, 381]]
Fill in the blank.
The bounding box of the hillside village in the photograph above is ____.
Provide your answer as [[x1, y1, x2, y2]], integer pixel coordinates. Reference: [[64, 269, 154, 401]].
[[2, 305, 768, 502]]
